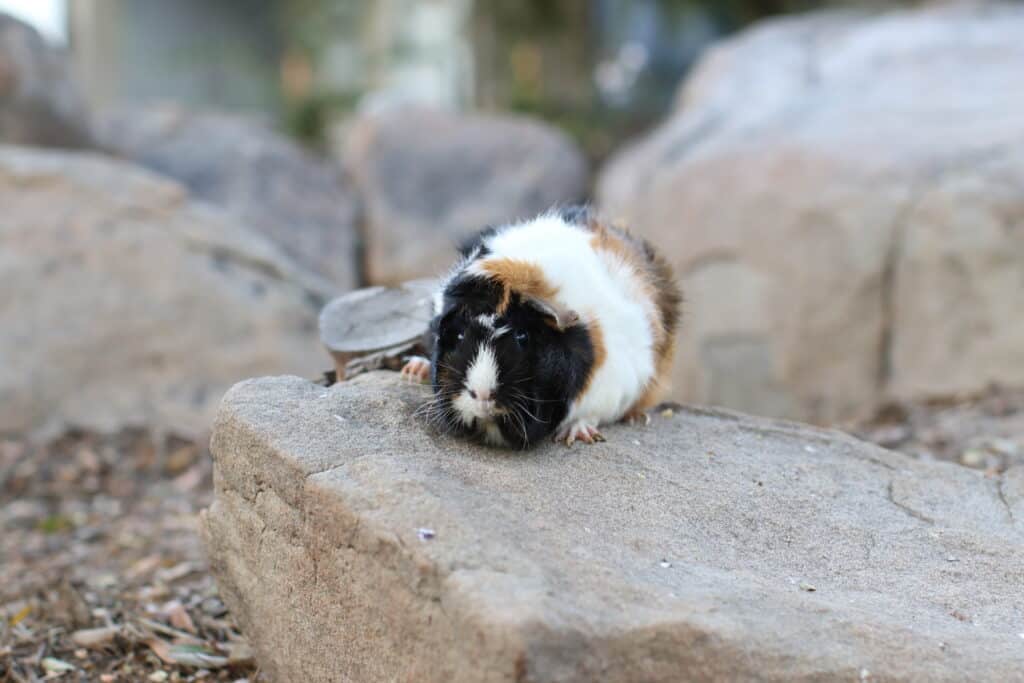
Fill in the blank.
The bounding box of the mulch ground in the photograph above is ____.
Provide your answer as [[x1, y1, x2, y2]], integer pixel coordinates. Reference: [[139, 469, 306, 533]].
[[2, 385, 1021, 682], [1, 430, 261, 683]]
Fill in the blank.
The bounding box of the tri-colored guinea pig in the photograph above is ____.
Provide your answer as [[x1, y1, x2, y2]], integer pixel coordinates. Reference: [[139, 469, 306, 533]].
[[401, 206, 681, 448]]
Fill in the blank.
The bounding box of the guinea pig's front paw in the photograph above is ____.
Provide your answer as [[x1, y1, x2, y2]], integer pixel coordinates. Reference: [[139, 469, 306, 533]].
[[555, 419, 606, 447], [400, 356, 431, 383]]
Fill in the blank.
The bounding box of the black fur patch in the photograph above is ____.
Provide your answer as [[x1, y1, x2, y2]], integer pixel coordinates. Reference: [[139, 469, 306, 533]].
[[428, 287, 595, 449], [458, 225, 499, 260]]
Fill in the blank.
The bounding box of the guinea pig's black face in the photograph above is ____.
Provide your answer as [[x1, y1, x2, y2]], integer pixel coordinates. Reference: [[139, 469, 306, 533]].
[[429, 298, 572, 448]]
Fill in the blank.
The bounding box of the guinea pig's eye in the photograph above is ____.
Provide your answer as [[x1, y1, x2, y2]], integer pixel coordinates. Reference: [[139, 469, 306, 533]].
[[514, 330, 529, 348]]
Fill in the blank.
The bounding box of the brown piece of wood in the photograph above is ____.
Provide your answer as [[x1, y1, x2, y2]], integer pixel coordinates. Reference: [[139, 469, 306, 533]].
[[319, 278, 436, 381]]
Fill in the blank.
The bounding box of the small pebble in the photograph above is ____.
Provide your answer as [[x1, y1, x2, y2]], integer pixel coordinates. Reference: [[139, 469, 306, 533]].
[[417, 528, 435, 541], [799, 581, 816, 592], [149, 672, 169, 682], [804, 445, 817, 454], [660, 408, 674, 418], [946, 556, 959, 562], [659, 559, 672, 569]]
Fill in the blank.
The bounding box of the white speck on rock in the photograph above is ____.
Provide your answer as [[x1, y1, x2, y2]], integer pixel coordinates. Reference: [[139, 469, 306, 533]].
[[417, 528, 435, 541], [659, 559, 672, 568]]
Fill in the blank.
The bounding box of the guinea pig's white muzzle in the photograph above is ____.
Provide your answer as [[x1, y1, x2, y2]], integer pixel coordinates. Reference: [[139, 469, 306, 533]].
[[454, 345, 500, 422]]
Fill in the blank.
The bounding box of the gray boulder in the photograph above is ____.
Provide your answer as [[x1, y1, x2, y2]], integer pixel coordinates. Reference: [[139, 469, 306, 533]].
[[202, 371, 1024, 682], [598, 3, 1024, 423], [344, 109, 588, 285], [0, 146, 328, 439], [97, 106, 360, 291], [0, 12, 93, 147]]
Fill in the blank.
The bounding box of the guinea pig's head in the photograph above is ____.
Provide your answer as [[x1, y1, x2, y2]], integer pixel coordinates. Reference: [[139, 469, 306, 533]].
[[428, 281, 587, 448]]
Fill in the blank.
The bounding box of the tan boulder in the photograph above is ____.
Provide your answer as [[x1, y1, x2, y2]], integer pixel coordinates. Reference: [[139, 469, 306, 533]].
[[598, 3, 1024, 422], [0, 12, 93, 148], [97, 106, 360, 291], [0, 146, 327, 439], [344, 109, 588, 286]]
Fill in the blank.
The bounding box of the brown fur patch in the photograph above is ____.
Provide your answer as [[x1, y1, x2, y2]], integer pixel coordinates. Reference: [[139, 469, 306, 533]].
[[479, 258, 560, 314], [628, 336, 677, 416], [586, 216, 682, 415], [580, 318, 607, 398]]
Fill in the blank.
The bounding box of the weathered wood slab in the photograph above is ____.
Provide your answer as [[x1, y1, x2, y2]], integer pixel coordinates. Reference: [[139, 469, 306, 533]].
[[318, 278, 436, 380]]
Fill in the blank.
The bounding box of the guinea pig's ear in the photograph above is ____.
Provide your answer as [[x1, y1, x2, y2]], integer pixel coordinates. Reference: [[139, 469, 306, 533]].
[[526, 296, 580, 331]]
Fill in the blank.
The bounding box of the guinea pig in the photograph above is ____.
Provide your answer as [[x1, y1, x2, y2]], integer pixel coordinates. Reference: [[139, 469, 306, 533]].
[[401, 206, 681, 448]]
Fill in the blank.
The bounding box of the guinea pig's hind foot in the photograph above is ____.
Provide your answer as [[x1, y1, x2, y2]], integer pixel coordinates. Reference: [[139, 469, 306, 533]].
[[400, 356, 431, 383], [621, 409, 651, 426], [555, 419, 606, 447]]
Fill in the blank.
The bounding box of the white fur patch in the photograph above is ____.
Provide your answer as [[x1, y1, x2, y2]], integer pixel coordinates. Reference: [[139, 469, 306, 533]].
[[465, 344, 498, 399], [476, 314, 496, 328]]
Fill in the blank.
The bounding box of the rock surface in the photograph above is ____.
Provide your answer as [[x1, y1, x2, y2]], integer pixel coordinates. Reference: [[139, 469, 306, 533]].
[[203, 371, 1024, 682], [97, 106, 360, 291], [0, 146, 327, 439], [597, 3, 1024, 423], [0, 13, 93, 148], [344, 109, 588, 285]]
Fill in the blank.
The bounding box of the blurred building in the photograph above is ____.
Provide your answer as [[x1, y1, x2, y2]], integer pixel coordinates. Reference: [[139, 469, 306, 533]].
[[69, 0, 282, 113], [58, 0, 791, 159]]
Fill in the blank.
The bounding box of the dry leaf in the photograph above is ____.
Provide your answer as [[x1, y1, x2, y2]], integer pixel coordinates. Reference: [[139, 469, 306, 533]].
[[127, 555, 163, 581], [146, 637, 175, 665], [166, 601, 197, 634], [156, 562, 198, 583], [8, 604, 31, 626]]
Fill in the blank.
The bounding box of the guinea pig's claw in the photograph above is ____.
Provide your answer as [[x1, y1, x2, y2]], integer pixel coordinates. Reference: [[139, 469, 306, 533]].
[[400, 356, 431, 384], [623, 411, 651, 427], [555, 420, 604, 447]]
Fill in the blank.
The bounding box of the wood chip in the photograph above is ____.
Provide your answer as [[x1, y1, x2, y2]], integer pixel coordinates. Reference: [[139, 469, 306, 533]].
[[167, 644, 230, 669], [227, 640, 255, 667], [41, 656, 76, 674], [71, 625, 121, 649]]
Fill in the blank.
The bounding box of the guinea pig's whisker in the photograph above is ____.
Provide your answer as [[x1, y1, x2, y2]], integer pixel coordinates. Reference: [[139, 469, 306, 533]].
[[507, 396, 548, 425], [434, 361, 462, 375]]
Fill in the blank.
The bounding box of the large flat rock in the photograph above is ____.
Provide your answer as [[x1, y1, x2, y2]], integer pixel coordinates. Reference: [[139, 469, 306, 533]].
[[202, 372, 1024, 682]]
